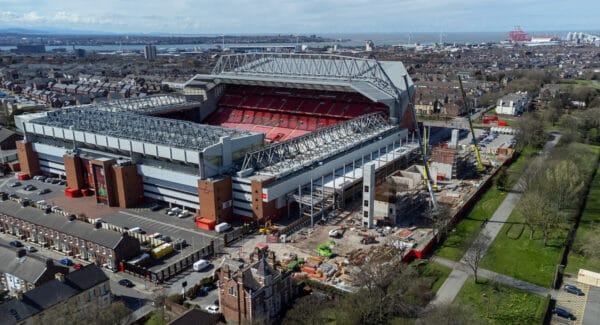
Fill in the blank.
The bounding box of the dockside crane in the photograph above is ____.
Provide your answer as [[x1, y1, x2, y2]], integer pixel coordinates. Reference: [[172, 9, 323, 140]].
[[458, 76, 486, 172]]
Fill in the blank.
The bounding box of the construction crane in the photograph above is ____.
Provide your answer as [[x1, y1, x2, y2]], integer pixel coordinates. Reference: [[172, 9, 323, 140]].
[[458, 76, 486, 172], [401, 75, 438, 210], [422, 126, 438, 191]]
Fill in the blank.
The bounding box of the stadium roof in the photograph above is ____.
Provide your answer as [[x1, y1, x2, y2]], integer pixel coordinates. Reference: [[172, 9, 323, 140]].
[[188, 53, 413, 104], [92, 95, 202, 115], [27, 107, 252, 152], [241, 113, 397, 178]]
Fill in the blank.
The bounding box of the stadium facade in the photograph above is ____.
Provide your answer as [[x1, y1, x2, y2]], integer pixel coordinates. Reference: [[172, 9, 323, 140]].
[[16, 54, 421, 227]]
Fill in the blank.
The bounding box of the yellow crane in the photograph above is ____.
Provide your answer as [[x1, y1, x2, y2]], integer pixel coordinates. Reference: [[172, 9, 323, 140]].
[[458, 76, 486, 172], [422, 126, 438, 191]]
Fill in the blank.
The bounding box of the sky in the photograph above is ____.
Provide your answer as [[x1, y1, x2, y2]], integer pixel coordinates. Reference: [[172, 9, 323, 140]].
[[0, 0, 598, 34]]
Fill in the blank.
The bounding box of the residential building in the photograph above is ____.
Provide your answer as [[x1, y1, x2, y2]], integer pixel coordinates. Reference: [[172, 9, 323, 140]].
[[0, 264, 111, 325], [217, 249, 293, 324], [144, 45, 157, 61], [0, 201, 141, 270], [0, 245, 69, 294], [495, 91, 530, 115]]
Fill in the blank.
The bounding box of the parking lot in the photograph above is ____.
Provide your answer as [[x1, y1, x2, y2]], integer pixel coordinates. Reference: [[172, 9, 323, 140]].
[[0, 174, 69, 204], [552, 281, 590, 324]]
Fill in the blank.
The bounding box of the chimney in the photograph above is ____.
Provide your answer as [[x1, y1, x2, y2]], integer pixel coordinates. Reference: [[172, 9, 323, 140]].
[[16, 248, 26, 258], [55, 272, 65, 282], [268, 251, 276, 268]]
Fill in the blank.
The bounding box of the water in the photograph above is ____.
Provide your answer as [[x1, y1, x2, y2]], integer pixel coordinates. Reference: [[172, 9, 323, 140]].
[[0, 31, 589, 52]]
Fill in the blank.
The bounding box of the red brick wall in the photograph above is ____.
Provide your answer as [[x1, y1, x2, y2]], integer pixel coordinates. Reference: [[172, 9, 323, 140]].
[[16, 141, 40, 176]]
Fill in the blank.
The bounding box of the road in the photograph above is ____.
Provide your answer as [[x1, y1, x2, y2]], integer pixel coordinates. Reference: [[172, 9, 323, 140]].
[[431, 133, 561, 306]]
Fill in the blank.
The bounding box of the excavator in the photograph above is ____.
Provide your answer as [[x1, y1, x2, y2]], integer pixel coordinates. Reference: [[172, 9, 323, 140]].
[[259, 220, 278, 235]]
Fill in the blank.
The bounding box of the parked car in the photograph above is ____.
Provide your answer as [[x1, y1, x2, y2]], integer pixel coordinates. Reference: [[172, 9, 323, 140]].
[[552, 307, 576, 320], [564, 284, 584, 296], [37, 188, 51, 195], [149, 203, 163, 212], [23, 185, 37, 191], [25, 245, 36, 252], [9, 240, 23, 248], [59, 258, 73, 266], [167, 207, 181, 216], [33, 175, 46, 181], [118, 279, 134, 287], [193, 259, 211, 272], [9, 181, 21, 187], [206, 305, 219, 313], [177, 210, 191, 218]]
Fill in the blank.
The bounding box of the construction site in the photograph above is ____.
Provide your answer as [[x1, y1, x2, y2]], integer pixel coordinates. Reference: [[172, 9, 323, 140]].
[[233, 121, 517, 291]]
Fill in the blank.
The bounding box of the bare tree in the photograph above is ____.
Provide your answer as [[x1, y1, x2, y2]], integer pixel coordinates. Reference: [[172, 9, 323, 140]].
[[517, 190, 550, 239], [426, 204, 454, 243], [463, 233, 491, 283]]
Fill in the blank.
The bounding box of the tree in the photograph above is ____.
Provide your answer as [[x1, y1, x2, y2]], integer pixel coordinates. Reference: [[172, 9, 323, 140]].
[[516, 190, 549, 239], [463, 233, 490, 283], [425, 204, 454, 243], [544, 159, 584, 211], [515, 113, 547, 149]]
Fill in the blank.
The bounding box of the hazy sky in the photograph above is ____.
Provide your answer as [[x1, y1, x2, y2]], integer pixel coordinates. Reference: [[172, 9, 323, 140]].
[[0, 0, 598, 34]]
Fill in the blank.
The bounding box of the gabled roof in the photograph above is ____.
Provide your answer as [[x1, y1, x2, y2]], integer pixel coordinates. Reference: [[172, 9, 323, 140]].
[[65, 263, 109, 290], [0, 245, 60, 284]]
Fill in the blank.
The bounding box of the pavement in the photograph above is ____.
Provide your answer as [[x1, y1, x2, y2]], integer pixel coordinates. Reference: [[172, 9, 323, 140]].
[[551, 280, 589, 325], [583, 286, 600, 325], [431, 134, 561, 307]]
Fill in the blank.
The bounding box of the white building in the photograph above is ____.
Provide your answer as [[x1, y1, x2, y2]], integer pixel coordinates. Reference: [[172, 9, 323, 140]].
[[496, 91, 530, 116]]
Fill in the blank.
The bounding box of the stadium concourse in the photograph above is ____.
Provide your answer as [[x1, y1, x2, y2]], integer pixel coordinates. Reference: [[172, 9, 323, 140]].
[[15, 53, 422, 232]]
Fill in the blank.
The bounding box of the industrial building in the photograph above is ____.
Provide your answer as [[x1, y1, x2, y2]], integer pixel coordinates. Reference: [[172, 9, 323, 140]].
[[15, 53, 420, 229]]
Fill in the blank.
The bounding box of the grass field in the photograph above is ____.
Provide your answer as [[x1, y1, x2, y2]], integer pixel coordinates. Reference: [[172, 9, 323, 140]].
[[480, 209, 567, 287], [434, 147, 538, 261], [455, 278, 548, 325], [560, 79, 600, 90], [414, 261, 453, 293], [481, 143, 600, 287], [567, 160, 600, 274]]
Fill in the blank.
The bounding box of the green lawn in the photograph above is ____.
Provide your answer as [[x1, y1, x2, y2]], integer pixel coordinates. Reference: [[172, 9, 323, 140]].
[[145, 310, 167, 325], [480, 209, 567, 287], [455, 278, 548, 325], [567, 161, 600, 274], [481, 143, 600, 287], [561, 79, 600, 90], [435, 148, 537, 261], [413, 261, 452, 293]]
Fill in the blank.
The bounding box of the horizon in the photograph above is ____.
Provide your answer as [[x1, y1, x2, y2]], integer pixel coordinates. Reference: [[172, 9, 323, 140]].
[[1, 0, 599, 35]]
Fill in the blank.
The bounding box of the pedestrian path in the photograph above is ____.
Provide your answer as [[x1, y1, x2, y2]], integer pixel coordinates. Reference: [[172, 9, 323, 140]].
[[431, 135, 560, 306]]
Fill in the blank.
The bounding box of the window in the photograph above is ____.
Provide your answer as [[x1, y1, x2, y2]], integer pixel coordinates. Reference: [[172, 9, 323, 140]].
[[364, 185, 369, 193], [228, 286, 237, 297], [363, 211, 369, 218], [364, 200, 368, 207]]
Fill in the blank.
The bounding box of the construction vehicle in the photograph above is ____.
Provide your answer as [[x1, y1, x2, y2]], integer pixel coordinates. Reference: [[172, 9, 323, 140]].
[[458, 76, 486, 172], [316, 241, 335, 258], [259, 220, 278, 235], [328, 225, 347, 238]]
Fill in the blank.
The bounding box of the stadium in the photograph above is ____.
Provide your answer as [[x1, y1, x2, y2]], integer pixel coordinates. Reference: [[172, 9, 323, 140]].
[[15, 53, 422, 229]]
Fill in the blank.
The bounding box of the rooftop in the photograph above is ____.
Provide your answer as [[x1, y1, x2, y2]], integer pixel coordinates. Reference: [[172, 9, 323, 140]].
[[190, 53, 413, 104], [0, 243, 64, 284], [0, 264, 108, 325], [29, 107, 253, 151], [0, 201, 129, 249]]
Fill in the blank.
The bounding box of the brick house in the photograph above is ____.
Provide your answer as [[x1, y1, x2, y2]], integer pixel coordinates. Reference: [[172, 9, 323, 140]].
[[0, 201, 140, 271], [217, 249, 293, 324]]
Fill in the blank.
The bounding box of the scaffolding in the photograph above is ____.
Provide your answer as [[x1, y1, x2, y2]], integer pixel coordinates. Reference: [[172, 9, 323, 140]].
[[241, 113, 396, 178]]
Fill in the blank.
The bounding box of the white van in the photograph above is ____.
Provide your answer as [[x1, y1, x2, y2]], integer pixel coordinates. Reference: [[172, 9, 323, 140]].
[[215, 222, 231, 233], [193, 259, 211, 272]]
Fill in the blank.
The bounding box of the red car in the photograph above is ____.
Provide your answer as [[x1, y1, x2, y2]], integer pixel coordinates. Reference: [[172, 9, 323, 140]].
[[73, 263, 83, 270]]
